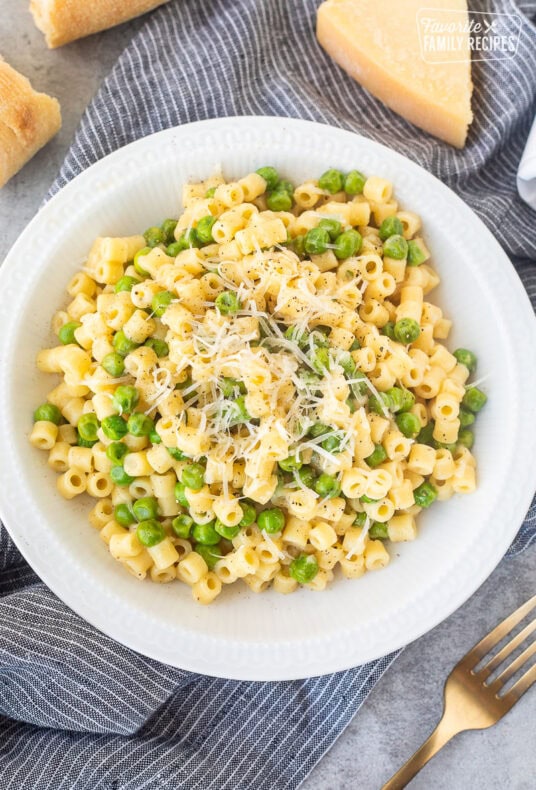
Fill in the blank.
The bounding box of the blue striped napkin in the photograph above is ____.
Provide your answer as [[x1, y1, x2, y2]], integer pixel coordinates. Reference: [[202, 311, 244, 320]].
[[1, 1, 535, 787]]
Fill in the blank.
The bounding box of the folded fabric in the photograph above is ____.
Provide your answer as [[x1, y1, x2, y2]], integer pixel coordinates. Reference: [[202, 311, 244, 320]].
[[0, 1, 535, 789], [518, 115, 536, 209]]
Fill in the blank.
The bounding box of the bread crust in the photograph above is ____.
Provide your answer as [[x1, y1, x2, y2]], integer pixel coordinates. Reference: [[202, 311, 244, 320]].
[[30, 0, 169, 48], [0, 59, 61, 188]]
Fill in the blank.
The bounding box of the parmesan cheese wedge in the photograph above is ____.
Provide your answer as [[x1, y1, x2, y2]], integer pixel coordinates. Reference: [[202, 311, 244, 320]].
[[316, 0, 473, 148]]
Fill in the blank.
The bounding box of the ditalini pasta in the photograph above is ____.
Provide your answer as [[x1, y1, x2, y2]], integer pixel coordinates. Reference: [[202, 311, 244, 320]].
[[31, 166, 487, 604]]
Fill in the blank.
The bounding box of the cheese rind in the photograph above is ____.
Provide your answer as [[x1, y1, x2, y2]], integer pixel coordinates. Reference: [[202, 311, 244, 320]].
[[0, 59, 61, 189], [316, 0, 473, 148]]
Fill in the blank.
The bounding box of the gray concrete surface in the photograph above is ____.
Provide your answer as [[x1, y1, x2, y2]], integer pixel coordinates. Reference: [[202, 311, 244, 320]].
[[1, 3, 535, 789]]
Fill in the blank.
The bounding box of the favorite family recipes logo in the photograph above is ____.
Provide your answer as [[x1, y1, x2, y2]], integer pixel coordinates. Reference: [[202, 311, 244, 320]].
[[417, 8, 522, 63]]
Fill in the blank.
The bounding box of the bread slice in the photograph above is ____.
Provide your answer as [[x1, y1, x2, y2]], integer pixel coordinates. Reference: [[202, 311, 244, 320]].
[[0, 58, 61, 189], [30, 0, 170, 48]]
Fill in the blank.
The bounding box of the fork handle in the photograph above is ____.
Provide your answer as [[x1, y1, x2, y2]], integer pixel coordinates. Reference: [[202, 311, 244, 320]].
[[381, 717, 460, 790]]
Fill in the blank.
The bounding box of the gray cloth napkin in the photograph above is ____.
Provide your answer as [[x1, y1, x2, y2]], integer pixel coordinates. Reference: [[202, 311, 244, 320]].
[[1, 1, 535, 788]]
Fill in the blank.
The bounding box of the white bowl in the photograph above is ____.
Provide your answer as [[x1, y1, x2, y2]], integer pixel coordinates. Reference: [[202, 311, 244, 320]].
[[1, 117, 535, 680]]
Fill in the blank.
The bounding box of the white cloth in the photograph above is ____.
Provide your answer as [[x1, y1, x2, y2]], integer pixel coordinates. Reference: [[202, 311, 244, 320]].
[[518, 116, 536, 210]]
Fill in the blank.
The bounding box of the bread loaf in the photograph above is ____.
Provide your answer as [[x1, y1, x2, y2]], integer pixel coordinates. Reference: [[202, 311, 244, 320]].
[[30, 0, 170, 48]]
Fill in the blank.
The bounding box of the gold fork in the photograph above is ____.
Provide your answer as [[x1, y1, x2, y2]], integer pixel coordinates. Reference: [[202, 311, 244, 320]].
[[382, 594, 536, 790]]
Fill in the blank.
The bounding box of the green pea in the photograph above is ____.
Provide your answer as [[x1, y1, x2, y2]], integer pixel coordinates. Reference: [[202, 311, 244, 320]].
[[257, 507, 285, 534], [278, 454, 303, 472], [304, 227, 330, 255], [182, 463, 205, 491], [353, 512, 367, 527], [256, 166, 280, 191], [182, 228, 201, 249], [194, 544, 221, 569], [220, 377, 246, 397], [413, 482, 437, 508], [150, 429, 162, 444], [417, 420, 435, 446], [453, 348, 477, 374], [110, 465, 134, 487], [214, 519, 240, 540], [458, 429, 474, 449], [394, 318, 421, 344], [459, 408, 475, 428], [379, 216, 404, 241], [132, 496, 159, 521], [77, 413, 100, 442], [106, 442, 129, 464], [224, 396, 250, 426], [160, 219, 178, 245], [58, 321, 81, 345], [166, 239, 187, 257], [33, 403, 62, 425], [127, 413, 154, 437], [276, 179, 294, 195], [383, 234, 408, 260], [266, 189, 293, 212], [143, 226, 164, 248], [296, 465, 315, 488], [396, 412, 421, 439], [102, 415, 128, 440], [368, 392, 392, 415], [311, 346, 330, 374], [386, 386, 415, 413], [114, 504, 135, 527], [407, 240, 428, 266], [284, 326, 308, 348], [239, 501, 257, 527], [102, 352, 125, 378], [318, 169, 344, 194], [289, 553, 319, 584], [292, 235, 306, 257], [317, 218, 342, 241], [322, 434, 343, 453], [433, 440, 457, 453], [167, 446, 187, 461], [171, 514, 193, 538], [215, 290, 241, 315], [382, 322, 396, 340], [333, 229, 362, 260], [314, 473, 341, 499], [114, 275, 140, 293], [196, 215, 216, 244], [113, 330, 139, 356], [338, 351, 357, 377], [137, 518, 166, 547], [145, 337, 169, 358], [369, 522, 389, 540], [344, 170, 366, 195], [462, 387, 487, 413], [192, 521, 220, 545], [112, 385, 139, 414], [133, 246, 152, 276], [365, 443, 387, 468], [77, 436, 97, 448], [205, 187, 216, 198], [308, 423, 330, 438], [151, 291, 173, 317], [174, 481, 189, 508]]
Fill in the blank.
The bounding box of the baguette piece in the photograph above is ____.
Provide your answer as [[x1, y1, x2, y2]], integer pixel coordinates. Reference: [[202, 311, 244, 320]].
[[30, 0, 170, 48], [0, 59, 61, 189]]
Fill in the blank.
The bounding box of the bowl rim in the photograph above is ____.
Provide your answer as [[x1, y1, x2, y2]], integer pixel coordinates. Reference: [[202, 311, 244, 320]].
[[0, 115, 535, 680]]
